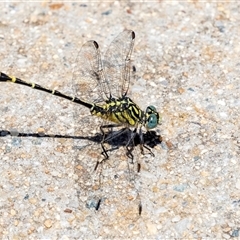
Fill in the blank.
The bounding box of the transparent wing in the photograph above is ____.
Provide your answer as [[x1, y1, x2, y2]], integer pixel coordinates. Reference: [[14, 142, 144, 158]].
[[72, 40, 106, 104], [103, 30, 135, 99]]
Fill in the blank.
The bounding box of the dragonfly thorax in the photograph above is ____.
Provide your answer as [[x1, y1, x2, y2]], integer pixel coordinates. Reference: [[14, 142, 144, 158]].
[[90, 97, 160, 130], [90, 96, 145, 127]]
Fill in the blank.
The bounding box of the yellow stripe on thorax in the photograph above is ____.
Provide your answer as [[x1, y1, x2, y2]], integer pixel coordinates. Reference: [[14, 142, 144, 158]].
[[91, 100, 142, 127]]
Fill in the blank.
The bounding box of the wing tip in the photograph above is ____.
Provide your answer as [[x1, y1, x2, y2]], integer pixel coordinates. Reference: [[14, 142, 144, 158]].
[[93, 40, 99, 49], [131, 30, 135, 40]]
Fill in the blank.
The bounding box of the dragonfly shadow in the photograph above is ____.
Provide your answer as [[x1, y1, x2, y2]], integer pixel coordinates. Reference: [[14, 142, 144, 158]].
[[102, 128, 162, 150], [0, 129, 162, 150]]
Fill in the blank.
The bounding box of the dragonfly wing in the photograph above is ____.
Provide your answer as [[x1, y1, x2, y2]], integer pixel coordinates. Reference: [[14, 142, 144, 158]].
[[103, 30, 135, 99], [72, 40, 106, 104]]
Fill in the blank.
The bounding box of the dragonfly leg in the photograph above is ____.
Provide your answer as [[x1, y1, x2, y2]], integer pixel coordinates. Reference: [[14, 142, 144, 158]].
[[139, 128, 154, 157], [94, 124, 125, 170], [125, 128, 137, 162]]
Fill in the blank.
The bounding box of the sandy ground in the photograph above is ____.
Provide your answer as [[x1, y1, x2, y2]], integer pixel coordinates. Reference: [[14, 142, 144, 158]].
[[0, 2, 239, 239]]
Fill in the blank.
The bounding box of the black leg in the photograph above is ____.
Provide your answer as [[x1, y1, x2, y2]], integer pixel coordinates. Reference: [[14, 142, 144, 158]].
[[94, 124, 126, 170], [140, 129, 154, 157], [125, 128, 137, 163]]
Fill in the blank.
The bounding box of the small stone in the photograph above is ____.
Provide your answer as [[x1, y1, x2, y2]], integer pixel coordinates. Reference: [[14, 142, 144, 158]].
[[34, 208, 42, 217], [217, 99, 226, 106], [14, 220, 19, 226], [143, 73, 152, 80], [219, 112, 228, 118], [223, 227, 231, 232], [165, 140, 173, 149], [178, 87, 185, 94], [231, 229, 239, 237], [201, 171, 209, 177], [47, 187, 55, 192], [200, 149, 208, 154], [172, 215, 181, 222], [173, 184, 188, 192], [236, 179, 240, 190], [44, 219, 53, 228], [52, 170, 59, 177], [231, 159, 237, 164], [75, 164, 83, 170], [64, 208, 73, 213], [152, 186, 159, 193], [29, 198, 37, 204], [37, 127, 45, 135], [212, 212, 218, 218], [222, 233, 230, 239], [53, 54, 59, 59], [10, 209, 17, 216], [147, 222, 157, 234]]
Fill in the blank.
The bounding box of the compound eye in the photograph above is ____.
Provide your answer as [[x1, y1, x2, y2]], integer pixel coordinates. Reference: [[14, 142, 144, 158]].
[[146, 105, 156, 114], [146, 114, 158, 129]]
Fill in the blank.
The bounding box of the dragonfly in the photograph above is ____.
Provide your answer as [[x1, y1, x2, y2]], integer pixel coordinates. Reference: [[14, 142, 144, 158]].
[[0, 30, 160, 169]]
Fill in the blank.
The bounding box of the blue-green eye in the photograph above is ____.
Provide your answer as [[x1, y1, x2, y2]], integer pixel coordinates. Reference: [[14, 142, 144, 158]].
[[146, 105, 156, 113], [146, 114, 158, 129], [145, 105, 160, 129]]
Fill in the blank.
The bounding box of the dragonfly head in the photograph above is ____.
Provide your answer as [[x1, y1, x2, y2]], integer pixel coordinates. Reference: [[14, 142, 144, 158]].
[[145, 105, 161, 130]]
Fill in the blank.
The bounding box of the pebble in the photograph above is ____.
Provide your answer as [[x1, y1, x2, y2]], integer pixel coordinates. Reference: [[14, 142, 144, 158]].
[[52, 170, 59, 177], [222, 233, 230, 239], [44, 219, 53, 228], [147, 222, 157, 234], [236, 179, 240, 189], [29, 198, 37, 204], [10, 209, 17, 216], [172, 215, 181, 223], [231, 229, 239, 237]]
